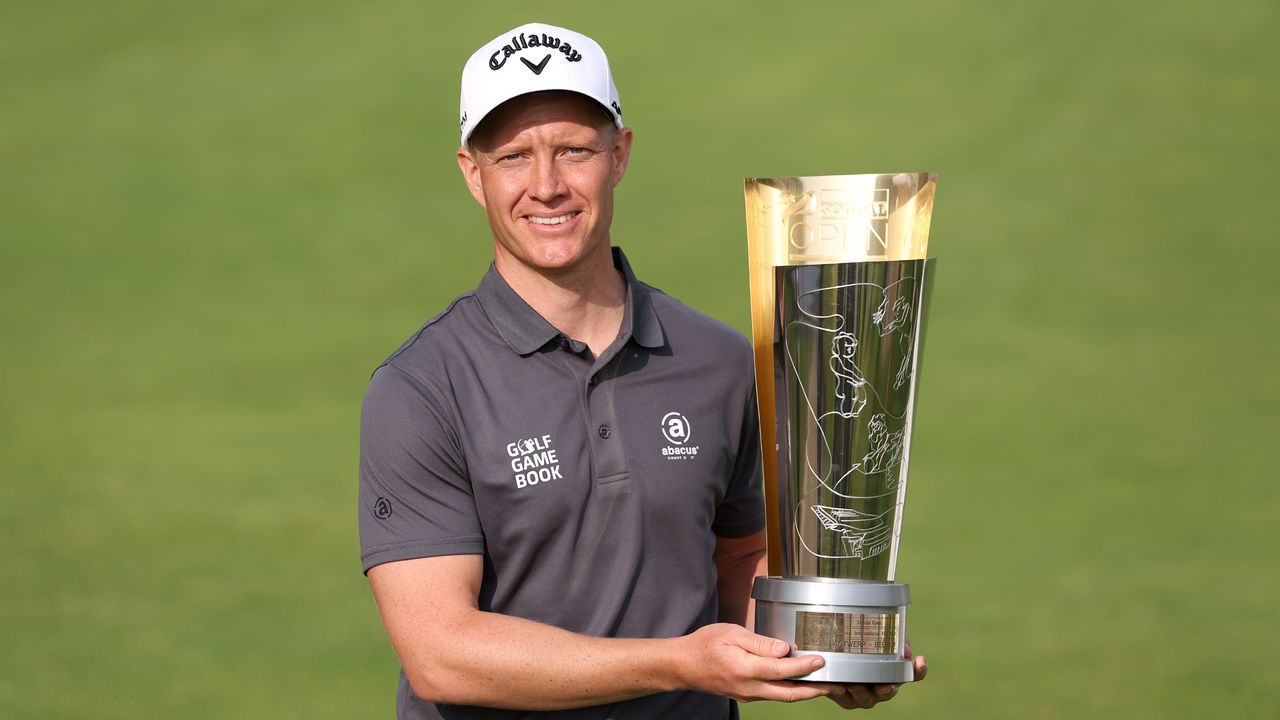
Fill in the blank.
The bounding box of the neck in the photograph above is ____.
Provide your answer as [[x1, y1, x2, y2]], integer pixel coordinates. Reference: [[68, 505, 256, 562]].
[[494, 245, 627, 357]]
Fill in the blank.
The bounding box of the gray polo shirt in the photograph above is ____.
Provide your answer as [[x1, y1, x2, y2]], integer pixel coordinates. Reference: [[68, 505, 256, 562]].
[[359, 247, 763, 720]]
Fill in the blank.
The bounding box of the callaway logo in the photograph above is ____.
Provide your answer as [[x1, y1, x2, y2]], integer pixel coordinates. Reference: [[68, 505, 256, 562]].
[[661, 411, 699, 460], [521, 54, 551, 75], [489, 32, 583, 70]]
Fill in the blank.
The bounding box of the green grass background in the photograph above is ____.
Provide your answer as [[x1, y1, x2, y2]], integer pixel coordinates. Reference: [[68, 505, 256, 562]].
[[2, 1, 1277, 717]]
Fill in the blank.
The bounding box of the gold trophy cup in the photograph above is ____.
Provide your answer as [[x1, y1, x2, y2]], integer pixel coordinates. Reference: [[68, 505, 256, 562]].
[[746, 173, 937, 683]]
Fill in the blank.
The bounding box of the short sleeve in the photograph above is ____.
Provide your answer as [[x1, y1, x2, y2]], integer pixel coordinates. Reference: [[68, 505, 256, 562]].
[[358, 363, 485, 573], [711, 386, 766, 538]]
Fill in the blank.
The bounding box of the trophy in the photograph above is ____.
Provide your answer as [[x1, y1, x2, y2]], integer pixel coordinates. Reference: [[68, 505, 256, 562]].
[[745, 173, 937, 684]]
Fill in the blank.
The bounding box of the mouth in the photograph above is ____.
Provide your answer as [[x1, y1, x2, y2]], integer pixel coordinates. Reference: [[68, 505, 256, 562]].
[[525, 212, 580, 226]]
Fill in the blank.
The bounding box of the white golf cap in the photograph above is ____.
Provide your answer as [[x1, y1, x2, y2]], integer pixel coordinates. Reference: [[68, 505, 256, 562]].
[[459, 22, 623, 146]]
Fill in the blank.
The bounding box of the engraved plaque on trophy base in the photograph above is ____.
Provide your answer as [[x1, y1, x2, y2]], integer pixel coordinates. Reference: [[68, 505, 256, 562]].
[[752, 578, 913, 684]]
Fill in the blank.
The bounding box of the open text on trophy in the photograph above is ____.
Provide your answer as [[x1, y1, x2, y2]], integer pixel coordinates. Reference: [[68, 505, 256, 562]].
[[745, 173, 937, 684]]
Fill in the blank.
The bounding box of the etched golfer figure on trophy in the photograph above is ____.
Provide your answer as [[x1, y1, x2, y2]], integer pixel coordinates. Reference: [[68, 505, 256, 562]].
[[745, 173, 937, 684]]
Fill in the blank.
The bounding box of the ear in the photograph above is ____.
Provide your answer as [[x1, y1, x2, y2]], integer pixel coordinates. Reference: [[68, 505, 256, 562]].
[[457, 146, 487, 208], [610, 127, 634, 188]]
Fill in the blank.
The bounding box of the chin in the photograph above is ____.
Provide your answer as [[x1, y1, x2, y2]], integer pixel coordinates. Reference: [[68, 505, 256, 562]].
[[498, 233, 606, 274], [532, 251, 586, 273], [528, 238, 598, 269]]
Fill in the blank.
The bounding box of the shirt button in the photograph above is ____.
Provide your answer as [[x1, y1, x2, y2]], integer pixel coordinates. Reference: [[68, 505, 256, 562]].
[[557, 335, 570, 350], [598, 424, 611, 439]]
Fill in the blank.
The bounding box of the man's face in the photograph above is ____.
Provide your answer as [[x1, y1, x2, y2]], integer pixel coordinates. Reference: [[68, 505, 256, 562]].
[[458, 92, 633, 276]]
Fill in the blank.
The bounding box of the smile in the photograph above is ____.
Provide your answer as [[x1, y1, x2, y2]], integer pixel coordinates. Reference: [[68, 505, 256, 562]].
[[527, 213, 578, 226]]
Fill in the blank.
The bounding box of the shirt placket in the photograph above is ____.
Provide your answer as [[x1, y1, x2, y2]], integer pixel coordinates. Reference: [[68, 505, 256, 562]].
[[580, 338, 629, 483]]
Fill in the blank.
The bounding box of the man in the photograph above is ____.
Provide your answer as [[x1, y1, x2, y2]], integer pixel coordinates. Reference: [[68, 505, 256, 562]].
[[358, 22, 925, 719]]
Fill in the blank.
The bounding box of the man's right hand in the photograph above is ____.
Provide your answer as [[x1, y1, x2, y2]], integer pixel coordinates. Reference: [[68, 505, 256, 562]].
[[675, 623, 838, 704]]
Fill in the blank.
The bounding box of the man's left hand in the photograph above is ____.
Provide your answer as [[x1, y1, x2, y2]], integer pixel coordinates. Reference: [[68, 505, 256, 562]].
[[821, 650, 927, 710]]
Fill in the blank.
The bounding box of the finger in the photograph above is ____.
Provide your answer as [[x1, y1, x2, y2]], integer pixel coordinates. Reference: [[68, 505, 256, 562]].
[[808, 682, 860, 710], [751, 652, 825, 681], [872, 683, 900, 701], [748, 680, 835, 704], [737, 631, 793, 659], [822, 684, 859, 710], [826, 683, 879, 709], [913, 654, 928, 682]]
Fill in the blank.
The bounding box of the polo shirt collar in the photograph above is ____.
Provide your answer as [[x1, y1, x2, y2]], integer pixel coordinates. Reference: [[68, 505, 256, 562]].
[[615, 247, 666, 350], [477, 247, 665, 356]]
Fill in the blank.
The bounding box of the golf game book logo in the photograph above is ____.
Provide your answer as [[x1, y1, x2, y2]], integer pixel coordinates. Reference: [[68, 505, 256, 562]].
[[506, 434, 562, 489]]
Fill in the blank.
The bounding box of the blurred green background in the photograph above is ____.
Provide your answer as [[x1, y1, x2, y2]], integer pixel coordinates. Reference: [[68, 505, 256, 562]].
[[2, 0, 1277, 718]]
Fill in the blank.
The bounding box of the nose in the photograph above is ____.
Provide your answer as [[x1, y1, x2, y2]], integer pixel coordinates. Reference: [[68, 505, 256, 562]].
[[528, 154, 568, 203]]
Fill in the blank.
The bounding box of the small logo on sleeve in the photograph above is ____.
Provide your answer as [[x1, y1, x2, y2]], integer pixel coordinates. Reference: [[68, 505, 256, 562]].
[[661, 411, 699, 460], [506, 434, 562, 489], [373, 497, 393, 520]]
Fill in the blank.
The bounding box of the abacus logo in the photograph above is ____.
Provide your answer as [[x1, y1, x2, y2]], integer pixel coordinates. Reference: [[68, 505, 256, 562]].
[[373, 497, 393, 520], [661, 412, 691, 445], [660, 411, 700, 461]]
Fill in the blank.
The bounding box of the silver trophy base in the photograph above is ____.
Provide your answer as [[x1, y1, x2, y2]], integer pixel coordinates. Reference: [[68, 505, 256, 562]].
[[752, 577, 913, 684]]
